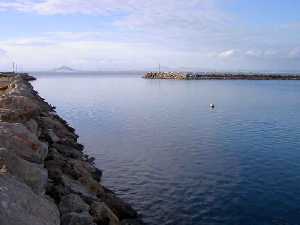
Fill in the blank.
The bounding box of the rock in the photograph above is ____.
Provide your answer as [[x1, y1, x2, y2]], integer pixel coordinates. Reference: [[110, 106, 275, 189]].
[[0, 147, 48, 194], [59, 194, 90, 214], [0, 96, 41, 122], [0, 122, 48, 164], [59, 139, 84, 151], [46, 160, 64, 181], [24, 119, 39, 136], [48, 129, 60, 143], [0, 108, 31, 123], [120, 219, 145, 225], [46, 182, 66, 203], [61, 175, 98, 201], [52, 142, 83, 159], [0, 175, 60, 225], [40, 116, 78, 141], [101, 191, 138, 220], [61, 212, 96, 225], [92, 167, 103, 182], [78, 175, 104, 195], [0, 74, 144, 225], [63, 159, 102, 182], [90, 202, 120, 225], [0, 164, 7, 174], [45, 149, 66, 181]]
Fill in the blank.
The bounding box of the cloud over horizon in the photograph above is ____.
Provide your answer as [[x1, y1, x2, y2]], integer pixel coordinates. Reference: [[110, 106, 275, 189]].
[[0, 0, 299, 71]]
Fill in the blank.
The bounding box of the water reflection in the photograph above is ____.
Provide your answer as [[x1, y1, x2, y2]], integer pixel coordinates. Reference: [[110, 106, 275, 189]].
[[33, 74, 300, 225]]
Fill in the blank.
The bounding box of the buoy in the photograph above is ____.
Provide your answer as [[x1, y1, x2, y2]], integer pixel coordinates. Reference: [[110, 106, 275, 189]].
[[210, 104, 215, 108]]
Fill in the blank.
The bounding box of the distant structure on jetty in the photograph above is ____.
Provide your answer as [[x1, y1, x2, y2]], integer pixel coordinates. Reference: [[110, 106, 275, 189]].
[[144, 72, 300, 80]]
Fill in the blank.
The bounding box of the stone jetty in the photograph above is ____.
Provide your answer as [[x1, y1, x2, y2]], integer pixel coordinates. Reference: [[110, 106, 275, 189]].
[[144, 72, 300, 80], [0, 73, 144, 225]]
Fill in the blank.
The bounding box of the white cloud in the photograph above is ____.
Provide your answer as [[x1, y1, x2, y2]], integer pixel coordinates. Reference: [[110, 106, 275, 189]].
[[218, 49, 237, 59], [0, 0, 221, 18], [0, 0, 232, 49], [245, 50, 262, 57], [0, 36, 182, 70], [0, 1, 300, 71], [263, 49, 279, 57], [0, 1, 33, 12], [0, 0, 228, 36]]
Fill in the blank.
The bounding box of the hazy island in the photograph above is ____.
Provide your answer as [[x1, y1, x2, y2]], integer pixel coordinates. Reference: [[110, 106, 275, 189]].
[[51, 66, 77, 73]]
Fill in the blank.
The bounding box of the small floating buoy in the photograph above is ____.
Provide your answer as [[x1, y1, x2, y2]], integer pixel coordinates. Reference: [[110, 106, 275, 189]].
[[210, 104, 215, 108]]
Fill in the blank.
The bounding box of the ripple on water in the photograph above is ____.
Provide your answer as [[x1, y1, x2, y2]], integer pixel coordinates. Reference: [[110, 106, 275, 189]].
[[33, 75, 300, 225]]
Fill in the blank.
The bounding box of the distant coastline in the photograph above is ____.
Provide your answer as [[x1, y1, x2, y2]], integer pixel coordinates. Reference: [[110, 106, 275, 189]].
[[144, 72, 300, 80], [51, 66, 77, 73]]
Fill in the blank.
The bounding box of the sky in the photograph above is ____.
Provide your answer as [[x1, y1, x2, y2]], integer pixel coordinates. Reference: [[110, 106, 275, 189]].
[[0, 0, 300, 72]]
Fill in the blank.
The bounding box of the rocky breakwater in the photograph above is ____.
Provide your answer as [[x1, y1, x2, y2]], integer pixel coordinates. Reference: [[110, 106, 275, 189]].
[[144, 72, 186, 80], [0, 73, 144, 225], [144, 72, 300, 80]]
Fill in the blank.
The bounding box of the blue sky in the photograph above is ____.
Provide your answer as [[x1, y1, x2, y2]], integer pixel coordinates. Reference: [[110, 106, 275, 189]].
[[0, 0, 299, 71]]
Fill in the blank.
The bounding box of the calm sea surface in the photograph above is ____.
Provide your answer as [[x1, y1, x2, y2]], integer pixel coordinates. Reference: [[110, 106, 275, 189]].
[[32, 73, 300, 225]]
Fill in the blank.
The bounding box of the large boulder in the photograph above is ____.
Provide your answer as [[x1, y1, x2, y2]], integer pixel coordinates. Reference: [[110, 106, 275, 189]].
[[52, 143, 83, 159], [40, 116, 78, 141], [59, 194, 90, 214], [100, 191, 138, 220], [24, 119, 40, 137], [0, 175, 60, 225], [90, 202, 120, 225], [63, 159, 102, 182], [0, 147, 48, 194], [0, 122, 48, 163], [0, 96, 41, 122], [61, 212, 96, 225], [61, 175, 98, 202]]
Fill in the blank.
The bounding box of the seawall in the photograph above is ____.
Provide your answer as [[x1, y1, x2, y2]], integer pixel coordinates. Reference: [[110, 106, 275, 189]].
[[0, 73, 144, 225], [144, 72, 300, 80]]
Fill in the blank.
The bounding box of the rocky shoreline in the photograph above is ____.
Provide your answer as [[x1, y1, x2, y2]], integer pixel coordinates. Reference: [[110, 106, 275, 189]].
[[0, 73, 144, 225], [144, 72, 300, 80]]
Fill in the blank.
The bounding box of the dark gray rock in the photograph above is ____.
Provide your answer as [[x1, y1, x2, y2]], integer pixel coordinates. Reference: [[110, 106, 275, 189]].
[[0, 175, 60, 225], [48, 129, 60, 143], [52, 142, 83, 159], [63, 159, 102, 182], [120, 219, 145, 225], [59, 194, 90, 214], [61, 175, 98, 201], [24, 119, 39, 136], [61, 212, 96, 225], [0, 147, 48, 194], [90, 202, 120, 225], [101, 191, 138, 220], [40, 116, 78, 141]]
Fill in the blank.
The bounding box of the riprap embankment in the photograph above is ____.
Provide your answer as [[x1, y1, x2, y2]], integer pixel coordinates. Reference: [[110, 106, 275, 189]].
[[0, 73, 144, 225]]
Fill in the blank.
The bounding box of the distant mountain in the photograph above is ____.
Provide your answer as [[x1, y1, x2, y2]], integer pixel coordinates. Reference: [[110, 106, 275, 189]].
[[52, 66, 77, 73]]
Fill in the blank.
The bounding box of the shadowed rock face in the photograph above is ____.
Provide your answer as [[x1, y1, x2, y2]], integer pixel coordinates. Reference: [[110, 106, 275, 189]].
[[0, 74, 144, 225]]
